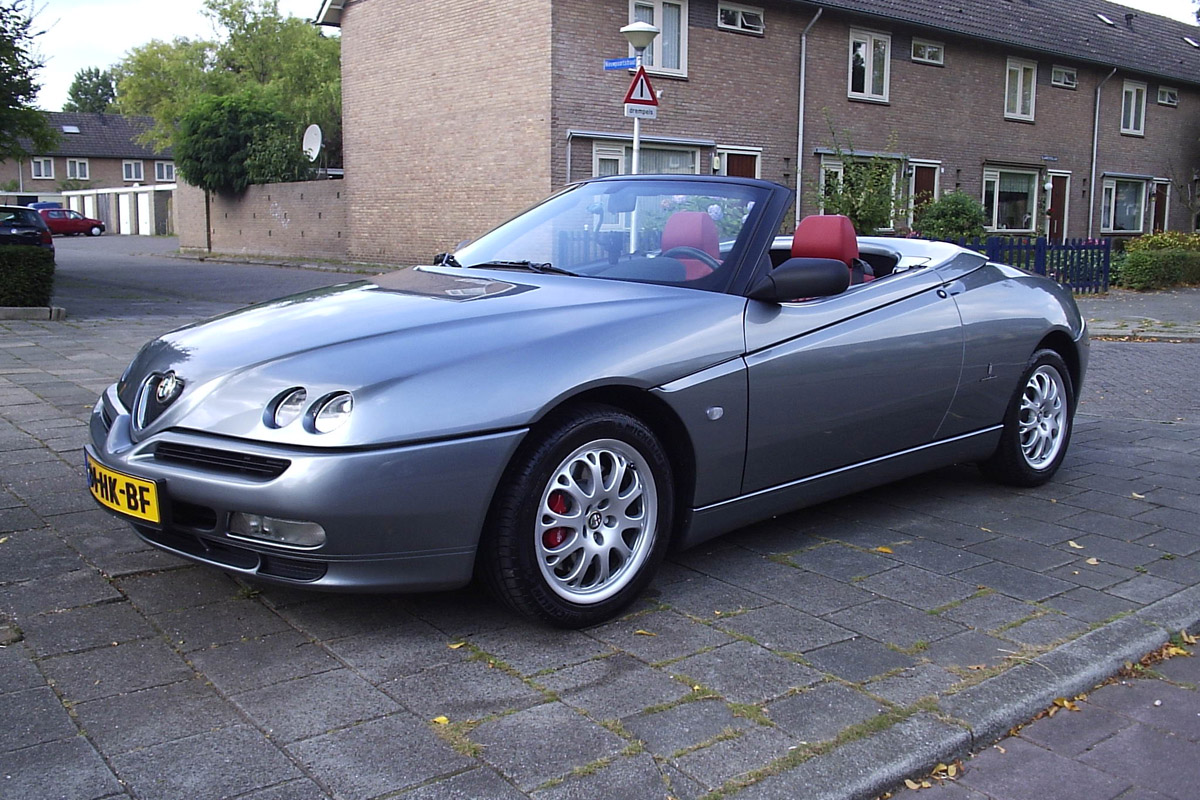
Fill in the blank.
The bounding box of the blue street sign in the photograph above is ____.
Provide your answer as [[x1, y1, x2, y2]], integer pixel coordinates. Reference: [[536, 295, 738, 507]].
[[604, 57, 637, 71]]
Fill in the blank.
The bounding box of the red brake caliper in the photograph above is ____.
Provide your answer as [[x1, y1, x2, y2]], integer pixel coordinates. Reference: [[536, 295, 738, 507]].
[[543, 491, 569, 549]]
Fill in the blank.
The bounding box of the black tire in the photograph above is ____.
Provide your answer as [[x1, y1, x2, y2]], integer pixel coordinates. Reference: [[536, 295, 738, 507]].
[[478, 404, 674, 628], [980, 349, 1074, 487]]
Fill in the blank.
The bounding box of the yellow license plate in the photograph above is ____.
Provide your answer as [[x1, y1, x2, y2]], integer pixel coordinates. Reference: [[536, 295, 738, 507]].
[[85, 451, 162, 525]]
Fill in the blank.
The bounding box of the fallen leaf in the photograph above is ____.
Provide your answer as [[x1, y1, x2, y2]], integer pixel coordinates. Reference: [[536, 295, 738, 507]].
[[947, 764, 958, 778], [980, 527, 993, 532], [1132, 492, 1146, 500], [1181, 630, 1197, 645], [994, 744, 1006, 754], [1068, 541, 1084, 549], [634, 629, 657, 637], [1085, 557, 1100, 566], [432, 715, 450, 725], [0, 536, 7, 544], [875, 546, 893, 554], [905, 779, 922, 790], [448, 642, 466, 650]]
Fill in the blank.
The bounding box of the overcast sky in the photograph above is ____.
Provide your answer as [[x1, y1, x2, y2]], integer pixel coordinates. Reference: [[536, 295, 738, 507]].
[[32, 0, 1200, 112]]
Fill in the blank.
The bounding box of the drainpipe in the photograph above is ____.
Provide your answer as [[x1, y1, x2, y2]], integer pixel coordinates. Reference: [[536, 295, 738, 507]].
[[796, 8, 823, 210], [1088, 68, 1118, 239]]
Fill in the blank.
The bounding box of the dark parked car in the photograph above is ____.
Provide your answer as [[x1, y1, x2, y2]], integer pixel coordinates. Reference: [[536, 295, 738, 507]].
[[39, 208, 105, 237], [85, 175, 1087, 627], [0, 205, 54, 251]]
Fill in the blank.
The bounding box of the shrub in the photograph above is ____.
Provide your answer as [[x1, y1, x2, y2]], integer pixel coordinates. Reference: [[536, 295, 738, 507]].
[[912, 192, 987, 241], [1117, 250, 1200, 290], [1126, 231, 1200, 253], [0, 245, 55, 306]]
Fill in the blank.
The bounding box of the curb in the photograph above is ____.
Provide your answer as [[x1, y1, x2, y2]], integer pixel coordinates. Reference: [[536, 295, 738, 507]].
[[0, 306, 66, 320], [809, 585, 1200, 800], [169, 250, 388, 275]]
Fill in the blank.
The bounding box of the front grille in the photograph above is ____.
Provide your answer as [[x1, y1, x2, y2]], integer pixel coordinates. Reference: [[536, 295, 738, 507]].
[[99, 405, 114, 432], [172, 500, 218, 531], [139, 526, 259, 570], [153, 443, 290, 479], [259, 555, 327, 582]]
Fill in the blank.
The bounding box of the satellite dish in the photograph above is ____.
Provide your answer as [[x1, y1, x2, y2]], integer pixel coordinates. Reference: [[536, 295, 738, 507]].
[[302, 124, 323, 162]]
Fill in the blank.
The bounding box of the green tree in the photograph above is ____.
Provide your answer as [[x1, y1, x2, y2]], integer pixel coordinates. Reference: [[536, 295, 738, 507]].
[[912, 192, 988, 240], [62, 67, 117, 112], [808, 120, 901, 235], [0, 0, 56, 159], [174, 89, 302, 194]]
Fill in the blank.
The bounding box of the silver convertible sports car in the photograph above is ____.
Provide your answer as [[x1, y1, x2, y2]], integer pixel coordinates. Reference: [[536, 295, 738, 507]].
[[86, 175, 1087, 627]]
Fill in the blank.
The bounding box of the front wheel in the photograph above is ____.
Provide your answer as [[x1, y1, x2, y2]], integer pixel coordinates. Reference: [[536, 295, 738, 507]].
[[479, 405, 673, 628], [981, 349, 1074, 487], [89, 226, 102, 236]]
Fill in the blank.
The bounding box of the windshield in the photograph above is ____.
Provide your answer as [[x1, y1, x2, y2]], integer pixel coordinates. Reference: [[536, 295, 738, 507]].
[[454, 178, 770, 291]]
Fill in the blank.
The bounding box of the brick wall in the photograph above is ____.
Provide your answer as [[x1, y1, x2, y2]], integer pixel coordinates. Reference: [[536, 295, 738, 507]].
[[176, 180, 349, 261], [341, 0, 554, 265]]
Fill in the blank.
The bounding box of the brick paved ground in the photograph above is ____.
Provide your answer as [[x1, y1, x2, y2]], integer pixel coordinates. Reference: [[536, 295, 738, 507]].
[[2, 239, 1198, 799]]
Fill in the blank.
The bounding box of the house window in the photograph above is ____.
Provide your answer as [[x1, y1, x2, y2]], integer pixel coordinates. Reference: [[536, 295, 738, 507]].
[[1051, 66, 1077, 89], [30, 157, 53, 179], [155, 161, 175, 182], [1157, 87, 1178, 107], [911, 39, 943, 65], [631, 1, 687, 75], [983, 168, 1038, 231], [123, 160, 144, 181], [848, 30, 891, 102], [66, 159, 89, 180], [591, 143, 699, 176], [1005, 58, 1036, 120], [1121, 81, 1146, 135], [717, 2, 763, 34], [1101, 178, 1145, 232]]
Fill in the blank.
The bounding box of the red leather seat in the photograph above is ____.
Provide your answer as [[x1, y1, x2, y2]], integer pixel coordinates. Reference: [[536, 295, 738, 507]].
[[791, 214, 873, 284], [661, 211, 720, 280]]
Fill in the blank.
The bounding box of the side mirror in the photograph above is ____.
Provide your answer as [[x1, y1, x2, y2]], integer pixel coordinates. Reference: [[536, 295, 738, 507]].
[[747, 257, 851, 302]]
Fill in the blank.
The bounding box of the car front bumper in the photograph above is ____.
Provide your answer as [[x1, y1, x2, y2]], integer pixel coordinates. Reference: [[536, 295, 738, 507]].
[[87, 385, 526, 592]]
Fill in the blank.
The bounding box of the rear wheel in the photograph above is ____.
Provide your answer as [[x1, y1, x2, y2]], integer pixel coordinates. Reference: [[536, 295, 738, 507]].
[[981, 349, 1074, 486], [479, 405, 673, 628]]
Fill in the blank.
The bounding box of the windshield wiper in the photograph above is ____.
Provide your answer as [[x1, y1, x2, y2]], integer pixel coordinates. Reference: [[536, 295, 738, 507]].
[[432, 252, 462, 267], [465, 260, 576, 277]]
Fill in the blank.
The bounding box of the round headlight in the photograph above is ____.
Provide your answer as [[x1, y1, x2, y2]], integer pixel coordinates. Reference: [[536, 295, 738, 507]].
[[312, 392, 353, 433], [270, 388, 307, 428]]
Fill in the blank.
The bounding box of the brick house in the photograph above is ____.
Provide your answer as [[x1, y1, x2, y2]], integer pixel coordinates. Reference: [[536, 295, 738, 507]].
[[0, 111, 175, 197], [317, 0, 1200, 264]]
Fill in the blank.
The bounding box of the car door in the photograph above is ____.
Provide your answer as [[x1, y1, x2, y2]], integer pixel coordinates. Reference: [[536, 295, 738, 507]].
[[64, 210, 85, 234], [741, 267, 964, 493]]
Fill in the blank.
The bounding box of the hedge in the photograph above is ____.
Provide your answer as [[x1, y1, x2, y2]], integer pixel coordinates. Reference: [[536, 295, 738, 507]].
[[1119, 249, 1200, 291], [1126, 231, 1200, 253], [0, 245, 55, 307]]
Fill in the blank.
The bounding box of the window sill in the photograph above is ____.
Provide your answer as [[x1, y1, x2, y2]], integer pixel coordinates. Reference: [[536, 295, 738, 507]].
[[640, 67, 688, 81], [1003, 115, 1036, 124], [1120, 131, 1145, 138], [30, 176, 54, 181], [848, 95, 890, 105]]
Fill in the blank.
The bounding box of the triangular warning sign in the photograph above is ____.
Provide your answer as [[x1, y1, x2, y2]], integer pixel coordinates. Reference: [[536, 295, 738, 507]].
[[623, 66, 659, 106]]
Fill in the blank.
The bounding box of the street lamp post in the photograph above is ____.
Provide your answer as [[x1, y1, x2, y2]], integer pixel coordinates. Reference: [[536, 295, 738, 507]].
[[620, 21, 659, 175]]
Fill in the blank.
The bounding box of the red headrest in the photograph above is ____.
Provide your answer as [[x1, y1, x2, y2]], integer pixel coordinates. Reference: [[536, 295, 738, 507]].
[[791, 214, 859, 266], [662, 211, 720, 258]]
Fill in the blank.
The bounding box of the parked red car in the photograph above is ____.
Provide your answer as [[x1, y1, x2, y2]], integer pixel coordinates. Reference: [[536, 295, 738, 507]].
[[38, 208, 105, 236]]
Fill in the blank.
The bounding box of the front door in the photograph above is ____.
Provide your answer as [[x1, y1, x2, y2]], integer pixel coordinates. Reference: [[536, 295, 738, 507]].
[[1049, 175, 1069, 242], [724, 153, 758, 178], [1153, 183, 1169, 232]]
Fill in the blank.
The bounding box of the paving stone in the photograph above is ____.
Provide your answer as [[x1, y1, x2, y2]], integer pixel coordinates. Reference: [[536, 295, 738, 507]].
[[72, 676, 243, 756], [0, 639, 43, 692], [1155, 652, 1200, 686], [730, 563, 876, 617], [315, 620, 455, 683], [537, 653, 689, 720], [890, 516, 998, 549], [714, 603, 854, 654], [232, 668, 399, 743], [955, 562, 1074, 602], [19, 600, 151, 656], [287, 713, 472, 800], [1047, 586, 1137, 624], [824, 598, 964, 649], [1134, 506, 1200, 536], [0, 567, 122, 618], [857, 565, 978, 611], [766, 682, 887, 742], [0, 528, 82, 582], [587, 608, 730, 665], [967, 537, 1076, 572], [1107, 575, 1186, 605], [459, 623, 615, 676], [40, 638, 194, 702], [1046, 561, 1137, 590], [384, 655, 546, 721], [186, 630, 342, 695], [881, 538, 991, 575], [1018, 700, 1133, 757], [1144, 556, 1200, 586], [230, 779, 332, 800], [275, 594, 421, 640], [803, 637, 916, 683], [957, 735, 1130, 800], [624, 698, 752, 757], [790, 542, 896, 581], [1060, 489, 1164, 519], [396, 767, 527, 800], [656, 573, 771, 618], [533, 753, 684, 800], [111, 724, 301, 800], [116, 566, 242, 614], [942, 593, 1036, 632], [152, 597, 291, 652], [470, 702, 626, 790], [866, 663, 962, 706], [1064, 534, 1162, 568], [672, 725, 795, 789], [668, 641, 823, 703], [0, 685, 76, 751], [0, 736, 122, 800], [1002, 613, 1090, 648], [1078, 723, 1200, 798], [922, 630, 1014, 669], [1088, 680, 1200, 741]]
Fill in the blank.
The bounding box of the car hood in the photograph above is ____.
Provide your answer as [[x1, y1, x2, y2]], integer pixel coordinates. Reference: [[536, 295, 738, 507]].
[[117, 266, 748, 447]]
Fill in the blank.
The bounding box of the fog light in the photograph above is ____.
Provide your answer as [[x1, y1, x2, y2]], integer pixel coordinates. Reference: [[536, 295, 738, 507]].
[[229, 512, 326, 548]]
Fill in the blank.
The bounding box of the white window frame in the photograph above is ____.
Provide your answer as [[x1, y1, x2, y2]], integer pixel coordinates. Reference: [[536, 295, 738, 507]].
[[717, 2, 763, 35], [1051, 65, 1077, 89], [848, 29, 891, 102], [1100, 177, 1146, 234], [982, 167, 1039, 233], [30, 157, 53, 180], [1157, 87, 1178, 107], [593, 144, 626, 177], [1005, 58, 1037, 121], [714, 146, 762, 178], [123, 160, 144, 182], [910, 38, 943, 66], [629, 0, 688, 77], [66, 158, 89, 181], [1121, 81, 1147, 135], [155, 161, 175, 182]]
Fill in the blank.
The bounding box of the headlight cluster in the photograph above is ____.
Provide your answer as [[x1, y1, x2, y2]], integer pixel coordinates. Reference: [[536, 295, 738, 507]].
[[266, 388, 354, 433]]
